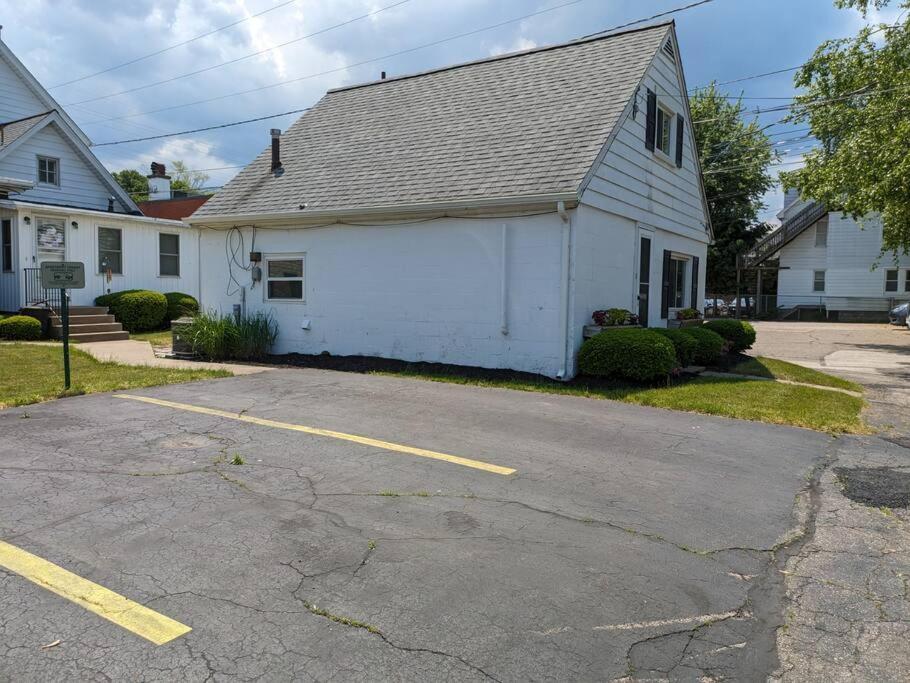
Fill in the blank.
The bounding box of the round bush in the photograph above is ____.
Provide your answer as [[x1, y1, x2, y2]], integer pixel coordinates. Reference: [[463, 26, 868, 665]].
[[164, 292, 199, 321], [113, 291, 167, 332], [95, 289, 141, 308], [703, 319, 757, 352], [0, 315, 41, 340], [681, 327, 725, 366], [578, 328, 677, 381], [652, 328, 698, 367]]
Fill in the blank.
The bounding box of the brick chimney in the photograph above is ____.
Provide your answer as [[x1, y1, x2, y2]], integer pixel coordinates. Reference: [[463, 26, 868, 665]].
[[147, 162, 171, 200]]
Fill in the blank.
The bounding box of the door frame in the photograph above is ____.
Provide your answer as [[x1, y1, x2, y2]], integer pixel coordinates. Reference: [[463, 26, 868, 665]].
[[34, 214, 67, 265], [634, 226, 654, 326]]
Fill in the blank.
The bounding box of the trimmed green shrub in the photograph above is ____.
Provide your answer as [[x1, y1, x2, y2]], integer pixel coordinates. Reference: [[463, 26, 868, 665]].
[[164, 292, 199, 321], [578, 328, 677, 382], [186, 310, 278, 361], [652, 328, 698, 367], [704, 319, 757, 352], [114, 291, 167, 332], [0, 315, 41, 340], [681, 327, 725, 366], [95, 289, 141, 308]]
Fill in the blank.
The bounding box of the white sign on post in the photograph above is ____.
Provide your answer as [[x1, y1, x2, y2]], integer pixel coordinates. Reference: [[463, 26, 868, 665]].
[[40, 262, 86, 290]]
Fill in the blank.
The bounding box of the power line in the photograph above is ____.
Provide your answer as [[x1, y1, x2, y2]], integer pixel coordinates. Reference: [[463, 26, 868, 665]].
[[580, 0, 717, 39], [80, 0, 588, 127], [93, 109, 308, 146], [64, 0, 413, 107], [48, 0, 300, 89]]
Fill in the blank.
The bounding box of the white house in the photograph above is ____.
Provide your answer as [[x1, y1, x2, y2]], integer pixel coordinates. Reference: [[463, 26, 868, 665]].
[[747, 190, 910, 321], [0, 33, 199, 321], [189, 22, 711, 378]]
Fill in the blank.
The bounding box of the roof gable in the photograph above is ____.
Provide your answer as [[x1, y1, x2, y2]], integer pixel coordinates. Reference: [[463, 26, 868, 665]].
[[194, 23, 671, 219]]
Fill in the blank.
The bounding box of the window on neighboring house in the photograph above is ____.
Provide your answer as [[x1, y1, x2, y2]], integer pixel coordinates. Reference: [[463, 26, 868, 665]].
[[667, 256, 689, 308], [159, 233, 180, 277], [885, 268, 899, 293], [1, 219, 12, 272], [813, 270, 826, 292], [37, 156, 59, 187], [98, 227, 122, 274], [265, 256, 304, 301], [905, 270, 910, 293], [656, 106, 673, 156], [815, 220, 828, 247]]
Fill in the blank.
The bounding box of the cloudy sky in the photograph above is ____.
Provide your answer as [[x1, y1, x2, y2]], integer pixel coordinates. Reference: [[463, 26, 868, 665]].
[[0, 0, 900, 219]]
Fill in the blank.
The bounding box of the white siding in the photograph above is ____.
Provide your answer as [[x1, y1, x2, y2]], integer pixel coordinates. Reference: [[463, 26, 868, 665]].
[[6, 205, 198, 308], [777, 213, 910, 311], [0, 124, 128, 212], [199, 215, 567, 377], [580, 43, 710, 243], [0, 51, 45, 121], [575, 40, 709, 333]]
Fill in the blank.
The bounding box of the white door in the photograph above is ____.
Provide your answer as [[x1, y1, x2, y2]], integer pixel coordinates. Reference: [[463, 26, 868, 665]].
[[36, 217, 65, 265]]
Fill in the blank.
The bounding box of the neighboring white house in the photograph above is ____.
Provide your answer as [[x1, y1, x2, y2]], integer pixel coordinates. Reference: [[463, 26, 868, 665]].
[[0, 33, 199, 313], [189, 22, 711, 378], [748, 189, 910, 321]]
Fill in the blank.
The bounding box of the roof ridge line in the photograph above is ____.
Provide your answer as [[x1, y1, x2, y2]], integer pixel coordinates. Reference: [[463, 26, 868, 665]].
[[327, 21, 672, 95]]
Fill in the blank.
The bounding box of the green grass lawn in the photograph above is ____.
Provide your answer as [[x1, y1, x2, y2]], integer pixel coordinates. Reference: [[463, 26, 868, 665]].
[[131, 329, 173, 347], [729, 356, 862, 392], [0, 343, 230, 408], [373, 369, 867, 434]]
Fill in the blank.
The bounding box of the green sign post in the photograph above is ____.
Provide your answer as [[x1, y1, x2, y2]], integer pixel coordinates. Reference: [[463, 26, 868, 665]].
[[40, 262, 85, 391]]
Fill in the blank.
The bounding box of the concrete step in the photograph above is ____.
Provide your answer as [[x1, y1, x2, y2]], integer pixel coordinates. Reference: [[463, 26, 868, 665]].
[[51, 322, 125, 336], [69, 331, 130, 343], [49, 314, 116, 326], [68, 306, 108, 316]]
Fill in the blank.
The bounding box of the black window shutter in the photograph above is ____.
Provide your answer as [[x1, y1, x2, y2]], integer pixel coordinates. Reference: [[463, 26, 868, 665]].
[[661, 249, 672, 319], [645, 89, 657, 152], [675, 114, 685, 168], [691, 255, 700, 309]]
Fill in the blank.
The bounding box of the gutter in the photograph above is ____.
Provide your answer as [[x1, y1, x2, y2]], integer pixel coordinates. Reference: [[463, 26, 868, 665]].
[[556, 200, 572, 380], [186, 192, 579, 226], [0, 199, 186, 227]]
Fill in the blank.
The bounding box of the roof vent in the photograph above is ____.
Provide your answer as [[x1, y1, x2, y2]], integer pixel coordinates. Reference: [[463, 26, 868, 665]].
[[662, 39, 675, 62]]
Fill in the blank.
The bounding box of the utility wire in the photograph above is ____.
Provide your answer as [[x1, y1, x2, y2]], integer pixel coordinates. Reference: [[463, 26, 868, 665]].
[[81, 0, 588, 127], [64, 0, 413, 106], [93, 108, 308, 146], [48, 0, 300, 89], [579, 0, 717, 39]]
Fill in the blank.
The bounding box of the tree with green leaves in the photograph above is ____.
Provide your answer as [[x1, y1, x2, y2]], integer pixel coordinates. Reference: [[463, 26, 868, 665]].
[[169, 161, 209, 193], [111, 169, 148, 201], [782, 0, 910, 253], [690, 85, 777, 296]]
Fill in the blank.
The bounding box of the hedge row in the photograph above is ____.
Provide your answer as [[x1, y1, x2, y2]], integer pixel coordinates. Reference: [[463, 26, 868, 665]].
[[0, 315, 41, 340], [578, 319, 756, 382], [95, 290, 199, 333]]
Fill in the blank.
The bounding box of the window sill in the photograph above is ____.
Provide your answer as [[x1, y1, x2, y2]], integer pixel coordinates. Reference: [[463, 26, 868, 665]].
[[264, 299, 306, 304], [157, 275, 181, 279], [652, 150, 677, 169]]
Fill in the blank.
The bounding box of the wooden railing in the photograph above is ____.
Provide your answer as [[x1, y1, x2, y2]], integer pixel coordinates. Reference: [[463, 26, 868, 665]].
[[742, 202, 828, 268]]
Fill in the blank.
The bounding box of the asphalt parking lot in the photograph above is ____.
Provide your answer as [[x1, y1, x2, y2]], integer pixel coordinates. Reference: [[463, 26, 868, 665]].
[[0, 369, 831, 681]]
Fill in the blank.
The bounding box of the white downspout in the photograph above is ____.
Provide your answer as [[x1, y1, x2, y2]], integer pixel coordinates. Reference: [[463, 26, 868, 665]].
[[500, 223, 509, 336], [196, 229, 203, 308], [556, 201, 571, 380]]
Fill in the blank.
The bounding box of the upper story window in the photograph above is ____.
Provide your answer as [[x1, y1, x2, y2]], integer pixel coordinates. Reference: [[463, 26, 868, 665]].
[[885, 268, 899, 293], [98, 227, 122, 274], [815, 220, 828, 247], [37, 156, 59, 187], [645, 89, 684, 168], [656, 106, 673, 156]]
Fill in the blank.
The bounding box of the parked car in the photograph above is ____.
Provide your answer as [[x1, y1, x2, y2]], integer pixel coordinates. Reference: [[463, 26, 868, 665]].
[[889, 302, 909, 326]]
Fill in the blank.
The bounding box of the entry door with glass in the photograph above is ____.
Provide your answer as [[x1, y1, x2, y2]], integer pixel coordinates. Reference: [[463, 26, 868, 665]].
[[637, 233, 652, 326], [36, 217, 65, 265]]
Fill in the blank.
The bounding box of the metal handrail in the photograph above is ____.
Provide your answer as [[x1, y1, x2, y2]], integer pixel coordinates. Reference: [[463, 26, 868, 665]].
[[743, 202, 828, 268]]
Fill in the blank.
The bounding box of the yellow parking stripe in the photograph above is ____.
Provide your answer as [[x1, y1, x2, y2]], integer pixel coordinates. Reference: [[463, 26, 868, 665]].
[[116, 394, 516, 476], [0, 540, 191, 645]]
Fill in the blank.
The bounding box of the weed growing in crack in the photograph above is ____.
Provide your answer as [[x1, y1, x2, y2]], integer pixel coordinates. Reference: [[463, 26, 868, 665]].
[[379, 490, 399, 497], [231, 453, 244, 465], [368, 540, 376, 550], [302, 601, 380, 634], [19, 412, 29, 419]]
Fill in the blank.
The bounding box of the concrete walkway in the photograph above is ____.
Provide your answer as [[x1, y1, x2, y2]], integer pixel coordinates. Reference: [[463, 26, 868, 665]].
[[78, 339, 269, 376]]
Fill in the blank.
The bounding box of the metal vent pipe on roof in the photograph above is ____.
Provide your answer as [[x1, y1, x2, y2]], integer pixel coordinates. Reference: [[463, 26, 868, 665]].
[[270, 129, 283, 174]]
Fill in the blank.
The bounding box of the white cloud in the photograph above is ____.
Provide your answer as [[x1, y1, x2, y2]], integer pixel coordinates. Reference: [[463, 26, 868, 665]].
[[104, 137, 238, 188], [488, 36, 537, 57]]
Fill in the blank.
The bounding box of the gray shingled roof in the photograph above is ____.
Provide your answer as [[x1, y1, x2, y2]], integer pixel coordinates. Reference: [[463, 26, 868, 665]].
[[194, 23, 670, 218], [0, 112, 51, 150]]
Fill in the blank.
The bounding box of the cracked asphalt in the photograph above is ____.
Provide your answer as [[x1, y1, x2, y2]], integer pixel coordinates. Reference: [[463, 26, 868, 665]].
[[0, 367, 871, 681]]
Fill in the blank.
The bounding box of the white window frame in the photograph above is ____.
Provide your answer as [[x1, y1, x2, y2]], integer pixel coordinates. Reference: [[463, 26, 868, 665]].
[[264, 254, 305, 303], [668, 254, 691, 311], [815, 221, 828, 247], [36, 155, 60, 187], [97, 226, 123, 275], [655, 104, 674, 157], [158, 232, 180, 278], [884, 268, 899, 293], [812, 270, 826, 293]]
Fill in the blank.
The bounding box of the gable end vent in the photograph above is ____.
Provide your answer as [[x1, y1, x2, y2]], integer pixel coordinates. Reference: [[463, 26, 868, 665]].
[[662, 39, 675, 62]]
